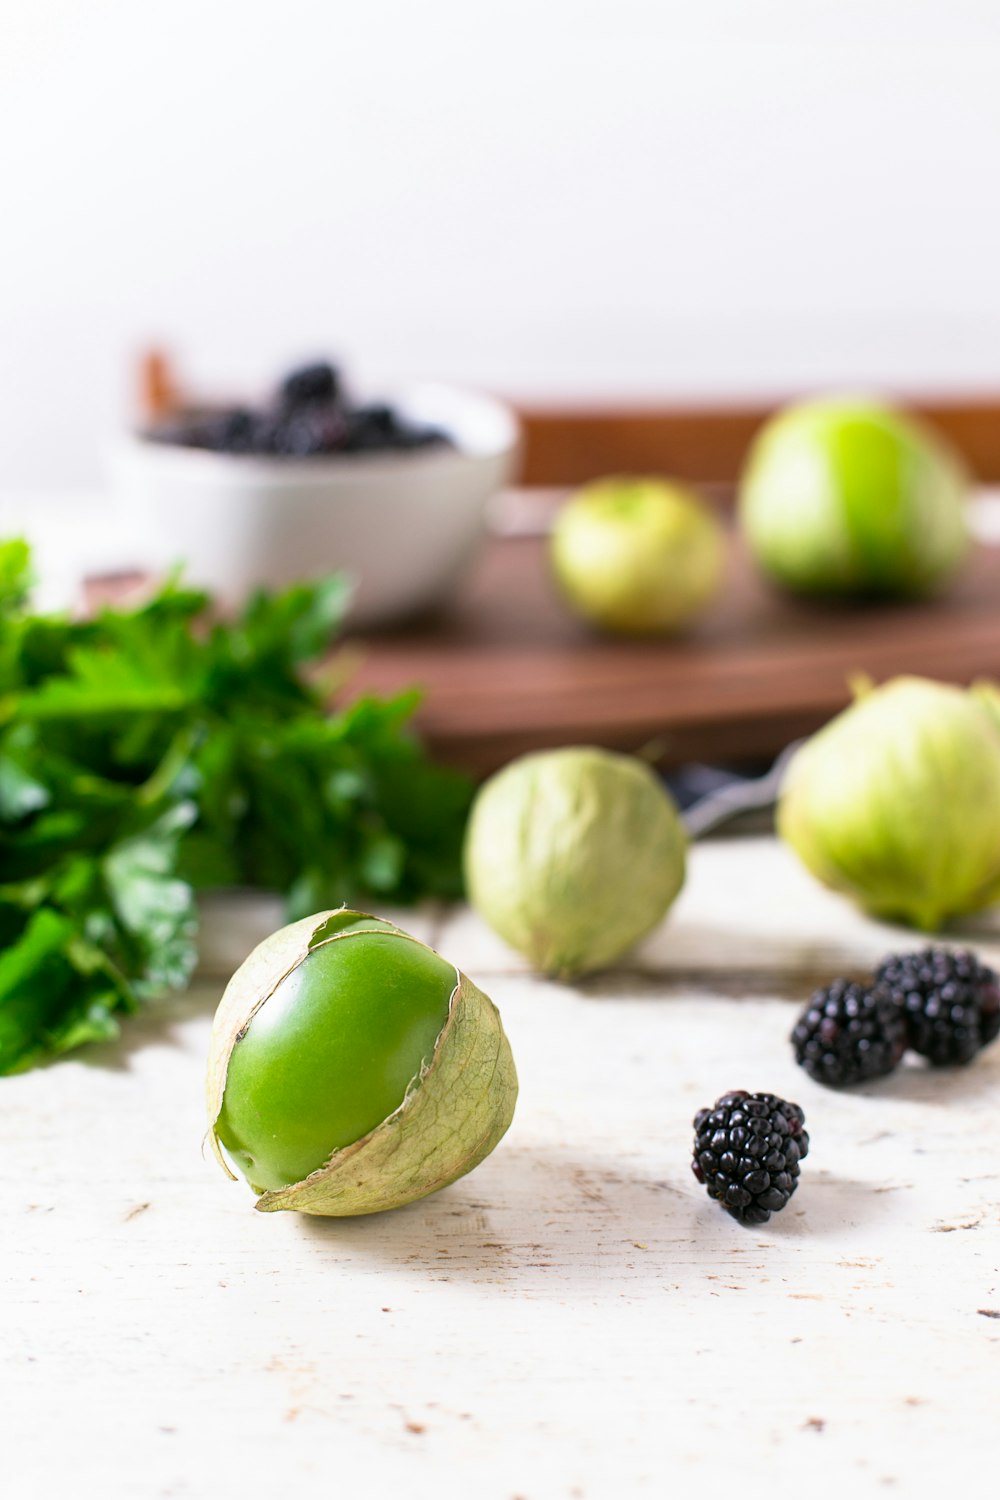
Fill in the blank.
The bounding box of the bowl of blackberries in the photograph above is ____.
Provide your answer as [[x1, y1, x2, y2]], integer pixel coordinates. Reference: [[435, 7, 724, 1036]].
[[111, 361, 519, 625]]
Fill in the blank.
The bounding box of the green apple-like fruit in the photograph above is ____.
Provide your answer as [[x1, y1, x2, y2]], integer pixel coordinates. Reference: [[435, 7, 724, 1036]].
[[207, 911, 518, 1215], [739, 397, 969, 597], [779, 677, 1000, 929], [550, 477, 725, 634], [463, 746, 687, 978]]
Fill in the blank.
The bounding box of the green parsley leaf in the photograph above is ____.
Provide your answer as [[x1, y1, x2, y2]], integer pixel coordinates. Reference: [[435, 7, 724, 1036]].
[[0, 550, 471, 1073]]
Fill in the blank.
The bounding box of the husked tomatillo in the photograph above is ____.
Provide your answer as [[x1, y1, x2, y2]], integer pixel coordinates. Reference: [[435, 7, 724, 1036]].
[[779, 677, 1000, 930], [464, 746, 686, 978], [206, 911, 518, 1216]]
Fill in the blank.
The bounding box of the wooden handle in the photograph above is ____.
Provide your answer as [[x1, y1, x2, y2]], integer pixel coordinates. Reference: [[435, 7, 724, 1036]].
[[138, 348, 182, 423]]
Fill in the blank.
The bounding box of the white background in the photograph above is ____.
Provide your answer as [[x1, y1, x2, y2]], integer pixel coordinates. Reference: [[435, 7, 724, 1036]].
[[2, 0, 1000, 491]]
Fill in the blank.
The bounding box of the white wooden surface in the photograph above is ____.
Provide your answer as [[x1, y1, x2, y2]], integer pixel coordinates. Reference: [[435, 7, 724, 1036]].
[[5, 836, 999, 1499]]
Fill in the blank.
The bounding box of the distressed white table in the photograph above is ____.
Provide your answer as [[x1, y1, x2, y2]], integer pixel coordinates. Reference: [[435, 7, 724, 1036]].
[[5, 836, 999, 1499]]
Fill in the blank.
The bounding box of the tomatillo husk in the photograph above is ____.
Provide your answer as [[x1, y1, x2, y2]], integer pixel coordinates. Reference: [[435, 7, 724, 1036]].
[[778, 676, 1000, 930], [206, 910, 518, 1216], [464, 746, 686, 978]]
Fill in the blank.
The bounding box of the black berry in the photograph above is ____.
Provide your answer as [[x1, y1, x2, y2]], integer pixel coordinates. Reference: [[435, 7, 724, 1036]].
[[259, 407, 348, 457], [205, 408, 259, 454], [692, 1090, 809, 1225], [791, 977, 908, 1088], [279, 361, 341, 408], [145, 359, 451, 459], [875, 947, 1000, 1066]]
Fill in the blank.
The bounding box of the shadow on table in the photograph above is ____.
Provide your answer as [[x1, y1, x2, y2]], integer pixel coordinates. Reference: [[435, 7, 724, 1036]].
[[294, 1139, 685, 1291], [764, 1168, 896, 1241], [72, 981, 221, 1074], [294, 1139, 893, 1293], [567, 963, 841, 1003], [863, 1050, 1000, 1105]]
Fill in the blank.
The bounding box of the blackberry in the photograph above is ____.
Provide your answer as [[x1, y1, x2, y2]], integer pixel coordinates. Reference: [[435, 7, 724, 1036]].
[[791, 977, 907, 1088], [148, 406, 262, 454], [875, 947, 1000, 1066], [279, 361, 341, 407], [394, 423, 450, 451], [345, 404, 449, 453], [205, 408, 259, 454], [260, 407, 348, 457], [345, 403, 403, 451], [145, 360, 451, 457], [147, 410, 228, 450], [691, 1090, 809, 1225]]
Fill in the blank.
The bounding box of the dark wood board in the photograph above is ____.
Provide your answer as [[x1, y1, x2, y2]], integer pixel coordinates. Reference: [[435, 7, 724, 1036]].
[[343, 521, 1000, 776], [515, 396, 1000, 485]]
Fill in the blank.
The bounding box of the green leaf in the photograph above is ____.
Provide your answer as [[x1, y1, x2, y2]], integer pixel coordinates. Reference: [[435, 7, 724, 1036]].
[[359, 832, 406, 892], [0, 546, 471, 1074], [102, 802, 200, 996], [238, 573, 353, 667], [0, 751, 50, 821], [0, 539, 31, 615], [19, 643, 195, 720], [0, 907, 78, 1072]]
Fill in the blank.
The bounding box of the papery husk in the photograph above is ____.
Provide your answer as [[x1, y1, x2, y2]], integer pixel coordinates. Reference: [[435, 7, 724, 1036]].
[[463, 747, 687, 979], [778, 677, 1000, 930], [206, 909, 518, 1216]]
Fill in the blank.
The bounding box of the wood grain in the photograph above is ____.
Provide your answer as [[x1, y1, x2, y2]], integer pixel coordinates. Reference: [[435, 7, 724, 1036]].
[[344, 517, 1000, 774]]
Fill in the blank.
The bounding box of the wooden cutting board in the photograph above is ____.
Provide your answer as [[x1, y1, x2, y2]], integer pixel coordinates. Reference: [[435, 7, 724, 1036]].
[[344, 511, 1000, 775]]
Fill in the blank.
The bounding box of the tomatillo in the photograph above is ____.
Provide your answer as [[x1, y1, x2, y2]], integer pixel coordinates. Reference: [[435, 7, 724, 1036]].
[[778, 676, 1000, 930], [464, 746, 687, 978], [739, 396, 969, 598], [206, 911, 518, 1216], [550, 476, 725, 635]]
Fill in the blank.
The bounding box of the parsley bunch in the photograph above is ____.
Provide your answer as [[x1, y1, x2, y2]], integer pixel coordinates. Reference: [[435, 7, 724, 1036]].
[[0, 541, 471, 1073]]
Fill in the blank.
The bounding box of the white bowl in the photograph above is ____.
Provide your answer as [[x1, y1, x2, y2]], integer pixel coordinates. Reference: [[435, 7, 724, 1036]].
[[108, 383, 519, 626]]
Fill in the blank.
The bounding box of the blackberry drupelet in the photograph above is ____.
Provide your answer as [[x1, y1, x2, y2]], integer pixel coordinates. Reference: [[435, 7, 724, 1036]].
[[875, 947, 1000, 1066], [691, 1090, 809, 1225], [791, 977, 907, 1088]]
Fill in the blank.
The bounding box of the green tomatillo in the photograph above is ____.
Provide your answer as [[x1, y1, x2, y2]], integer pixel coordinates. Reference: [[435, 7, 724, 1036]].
[[739, 397, 969, 598], [206, 911, 518, 1215], [550, 476, 725, 634], [778, 676, 1000, 930], [463, 746, 687, 978]]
